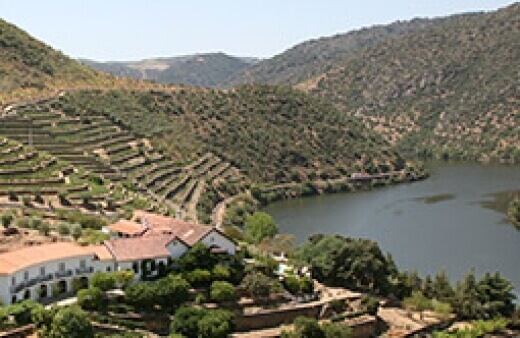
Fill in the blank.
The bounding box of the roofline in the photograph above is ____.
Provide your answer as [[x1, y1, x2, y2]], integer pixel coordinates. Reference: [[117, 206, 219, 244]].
[[200, 227, 239, 246], [0, 251, 96, 276]]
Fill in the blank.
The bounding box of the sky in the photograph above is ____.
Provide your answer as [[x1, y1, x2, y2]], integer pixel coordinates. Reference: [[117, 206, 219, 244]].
[[0, 0, 515, 61]]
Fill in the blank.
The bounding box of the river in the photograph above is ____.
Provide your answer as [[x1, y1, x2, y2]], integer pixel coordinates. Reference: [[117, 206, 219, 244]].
[[264, 165, 520, 297]]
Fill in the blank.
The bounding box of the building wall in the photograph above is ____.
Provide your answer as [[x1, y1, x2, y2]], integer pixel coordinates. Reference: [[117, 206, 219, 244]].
[[166, 240, 188, 258], [0, 254, 101, 305], [201, 230, 236, 255]]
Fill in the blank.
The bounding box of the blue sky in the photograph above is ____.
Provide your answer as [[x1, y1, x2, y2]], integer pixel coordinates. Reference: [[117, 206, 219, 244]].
[[0, 0, 515, 61]]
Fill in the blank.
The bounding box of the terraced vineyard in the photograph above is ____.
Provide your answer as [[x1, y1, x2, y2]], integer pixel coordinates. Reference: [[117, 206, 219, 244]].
[[0, 105, 248, 223]]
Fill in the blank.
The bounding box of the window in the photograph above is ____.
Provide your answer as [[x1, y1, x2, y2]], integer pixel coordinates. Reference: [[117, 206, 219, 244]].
[[150, 260, 156, 271], [210, 236, 215, 242], [132, 262, 139, 273], [80, 260, 86, 268], [40, 267, 45, 275], [106, 267, 111, 272], [24, 271, 29, 280], [59, 262, 65, 272], [11, 276, 16, 285]]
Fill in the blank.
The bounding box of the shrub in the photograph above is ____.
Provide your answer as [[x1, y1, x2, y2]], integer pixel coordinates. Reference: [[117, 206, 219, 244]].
[[1, 213, 14, 228], [57, 222, 70, 236], [90, 272, 116, 291], [212, 264, 231, 281], [77, 287, 104, 311], [210, 281, 236, 303], [186, 269, 212, 287], [284, 275, 302, 294]]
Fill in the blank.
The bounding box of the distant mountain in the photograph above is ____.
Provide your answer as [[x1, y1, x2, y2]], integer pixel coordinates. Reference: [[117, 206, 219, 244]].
[[223, 16, 468, 87], [306, 3, 519, 163], [81, 53, 260, 88]]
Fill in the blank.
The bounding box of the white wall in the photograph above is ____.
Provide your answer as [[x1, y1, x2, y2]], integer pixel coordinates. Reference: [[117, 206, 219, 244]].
[[0, 253, 100, 305], [201, 230, 236, 255], [166, 239, 188, 259]]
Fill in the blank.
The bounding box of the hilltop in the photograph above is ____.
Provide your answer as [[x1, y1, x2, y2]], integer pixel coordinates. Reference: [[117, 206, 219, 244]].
[[306, 3, 519, 163], [222, 16, 463, 87], [80, 53, 259, 88]]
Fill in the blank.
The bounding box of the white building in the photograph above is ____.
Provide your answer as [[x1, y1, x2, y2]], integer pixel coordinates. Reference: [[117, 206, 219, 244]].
[[0, 212, 236, 305]]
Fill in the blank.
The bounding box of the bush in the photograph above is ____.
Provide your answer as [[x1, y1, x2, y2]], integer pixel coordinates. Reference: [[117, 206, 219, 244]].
[[90, 272, 116, 291], [77, 287, 104, 311], [1, 213, 14, 228], [212, 264, 231, 281], [57, 222, 70, 236], [186, 269, 212, 287], [284, 275, 302, 294], [210, 281, 236, 303], [360, 295, 380, 315]]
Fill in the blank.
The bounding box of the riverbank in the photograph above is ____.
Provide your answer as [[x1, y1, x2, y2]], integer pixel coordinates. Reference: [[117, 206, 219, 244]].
[[255, 167, 430, 206], [264, 164, 520, 300]]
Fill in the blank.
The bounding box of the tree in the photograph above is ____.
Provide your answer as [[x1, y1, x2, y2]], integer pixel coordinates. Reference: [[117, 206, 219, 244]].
[[170, 306, 206, 338], [245, 211, 279, 244], [240, 272, 276, 300], [210, 281, 236, 303], [1, 213, 14, 228], [197, 309, 234, 338], [360, 295, 380, 316], [125, 283, 156, 310], [47, 306, 94, 338], [403, 291, 432, 320], [90, 272, 116, 291], [57, 222, 70, 236], [155, 275, 190, 309], [431, 269, 455, 302], [284, 275, 302, 294], [284, 317, 325, 338], [77, 287, 103, 311], [186, 269, 212, 287], [212, 264, 231, 281], [115, 270, 135, 289], [71, 224, 82, 240], [178, 242, 214, 271]]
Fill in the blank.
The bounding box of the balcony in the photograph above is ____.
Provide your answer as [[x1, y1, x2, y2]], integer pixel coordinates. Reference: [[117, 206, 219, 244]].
[[9, 282, 26, 294], [75, 266, 94, 275], [39, 273, 54, 282], [54, 269, 73, 278]]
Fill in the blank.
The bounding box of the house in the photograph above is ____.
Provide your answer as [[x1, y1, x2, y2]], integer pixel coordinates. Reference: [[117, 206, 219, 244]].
[[0, 212, 236, 305]]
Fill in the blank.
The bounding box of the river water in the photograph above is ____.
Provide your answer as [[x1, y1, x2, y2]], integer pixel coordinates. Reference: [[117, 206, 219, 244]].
[[264, 165, 520, 297]]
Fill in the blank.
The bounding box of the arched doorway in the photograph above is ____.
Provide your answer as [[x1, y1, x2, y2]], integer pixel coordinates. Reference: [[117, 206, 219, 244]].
[[23, 289, 31, 300], [11, 295, 17, 304]]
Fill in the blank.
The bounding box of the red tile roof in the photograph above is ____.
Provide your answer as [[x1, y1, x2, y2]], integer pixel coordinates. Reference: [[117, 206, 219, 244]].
[[0, 242, 94, 275], [89, 245, 114, 261], [104, 234, 181, 262], [137, 211, 213, 246], [107, 220, 146, 236]]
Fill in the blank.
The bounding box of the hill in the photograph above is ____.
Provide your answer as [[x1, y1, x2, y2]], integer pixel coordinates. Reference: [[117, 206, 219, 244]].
[[306, 3, 519, 163], [81, 53, 259, 87], [222, 16, 463, 87], [0, 19, 163, 107], [0, 18, 413, 225]]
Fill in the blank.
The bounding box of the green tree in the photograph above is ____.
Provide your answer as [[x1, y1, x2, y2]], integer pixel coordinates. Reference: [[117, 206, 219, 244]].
[[360, 295, 380, 315], [240, 272, 276, 300], [170, 306, 206, 338], [245, 211, 278, 244], [155, 275, 190, 310], [283, 317, 325, 338], [90, 272, 116, 291], [125, 283, 156, 310], [47, 306, 94, 338], [284, 275, 302, 294], [197, 309, 234, 338], [212, 264, 231, 281], [57, 222, 70, 236], [432, 269, 455, 302], [210, 281, 236, 303], [115, 270, 135, 288], [1, 213, 14, 228], [178, 242, 214, 271], [71, 224, 82, 240], [186, 269, 212, 287], [77, 287, 104, 311], [403, 291, 432, 319]]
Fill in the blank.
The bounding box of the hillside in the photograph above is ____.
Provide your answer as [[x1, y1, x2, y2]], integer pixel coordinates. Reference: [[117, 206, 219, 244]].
[[306, 3, 519, 163], [81, 53, 259, 87], [0, 19, 165, 107], [223, 16, 463, 87], [52, 86, 405, 184]]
